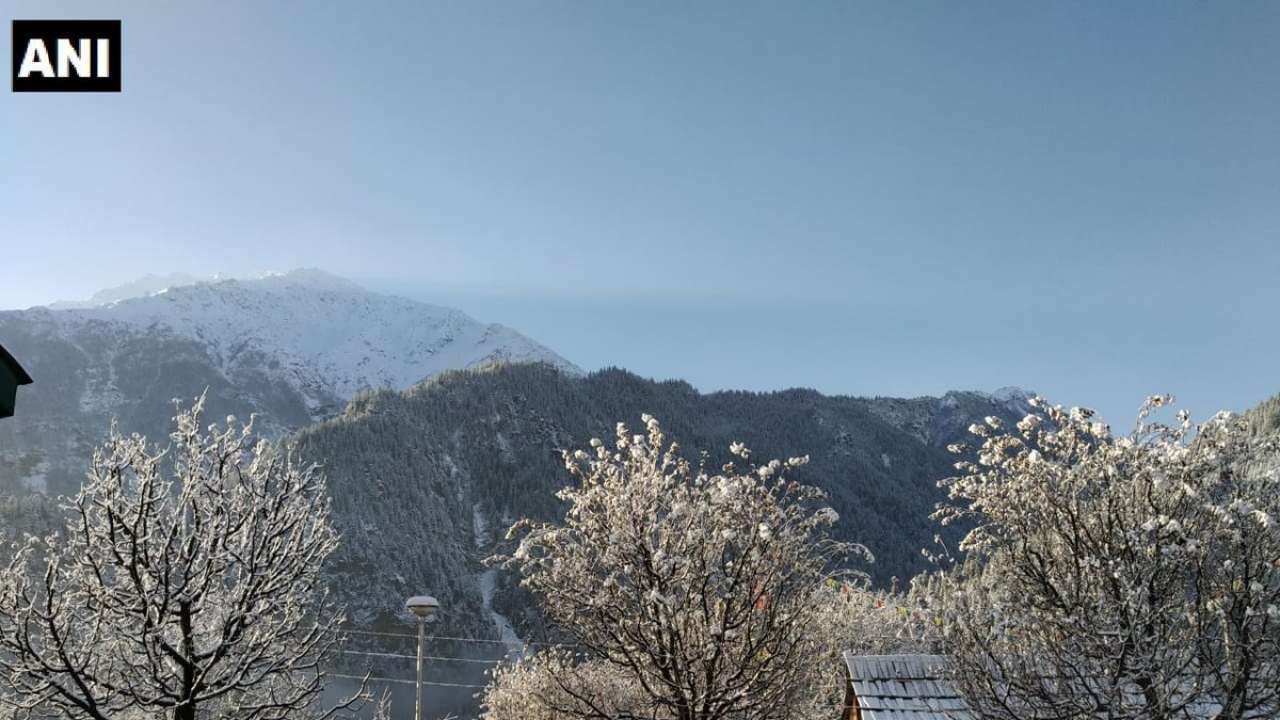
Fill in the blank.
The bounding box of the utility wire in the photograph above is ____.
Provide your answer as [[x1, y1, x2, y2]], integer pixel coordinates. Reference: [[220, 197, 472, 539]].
[[341, 627, 572, 647], [324, 672, 487, 689], [325, 671, 848, 695], [339, 649, 504, 664], [325, 671, 858, 709], [341, 626, 924, 647]]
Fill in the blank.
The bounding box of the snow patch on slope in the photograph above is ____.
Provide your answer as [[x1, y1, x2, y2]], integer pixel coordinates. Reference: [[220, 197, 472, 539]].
[[987, 386, 1035, 404], [473, 503, 524, 658]]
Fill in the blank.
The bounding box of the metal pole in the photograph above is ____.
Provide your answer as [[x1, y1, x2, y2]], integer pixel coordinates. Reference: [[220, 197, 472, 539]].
[[415, 616, 424, 720]]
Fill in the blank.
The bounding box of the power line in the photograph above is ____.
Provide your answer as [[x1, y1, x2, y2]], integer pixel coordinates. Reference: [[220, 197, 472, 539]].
[[339, 626, 928, 646], [324, 672, 487, 689], [339, 649, 504, 664], [325, 671, 857, 708], [341, 627, 572, 647], [341, 628, 430, 641]]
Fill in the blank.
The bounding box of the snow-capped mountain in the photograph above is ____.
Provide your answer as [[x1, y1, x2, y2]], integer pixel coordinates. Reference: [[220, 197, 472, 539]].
[[71, 269, 577, 402], [46, 272, 209, 309], [0, 270, 577, 494]]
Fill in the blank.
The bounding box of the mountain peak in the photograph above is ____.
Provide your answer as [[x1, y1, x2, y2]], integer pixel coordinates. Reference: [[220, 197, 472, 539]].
[[47, 269, 374, 310], [252, 268, 365, 293], [988, 385, 1035, 403], [47, 272, 208, 309], [24, 269, 579, 406]]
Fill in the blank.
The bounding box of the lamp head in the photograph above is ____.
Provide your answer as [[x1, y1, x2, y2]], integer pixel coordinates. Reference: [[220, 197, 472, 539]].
[[405, 594, 440, 620]]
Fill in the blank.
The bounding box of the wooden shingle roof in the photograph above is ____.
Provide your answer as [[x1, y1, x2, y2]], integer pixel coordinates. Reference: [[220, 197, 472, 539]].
[[843, 653, 974, 720]]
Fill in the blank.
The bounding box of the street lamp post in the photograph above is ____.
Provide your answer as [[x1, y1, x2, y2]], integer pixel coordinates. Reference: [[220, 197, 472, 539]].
[[405, 594, 440, 720]]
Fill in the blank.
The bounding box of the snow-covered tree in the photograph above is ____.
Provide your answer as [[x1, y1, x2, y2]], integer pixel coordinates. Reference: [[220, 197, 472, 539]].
[[808, 578, 943, 658], [481, 580, 939, 720], [482, 650, 655, 720], [936, 396, 1280, 720], [798, 578, 944, 718], [0, 397, 365, 720], [481, 579, 942, 720], [493, 416, 868, 720]]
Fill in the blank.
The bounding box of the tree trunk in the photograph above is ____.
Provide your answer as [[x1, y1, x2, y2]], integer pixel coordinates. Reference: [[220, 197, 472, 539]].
[[177, 600, 197, 720]]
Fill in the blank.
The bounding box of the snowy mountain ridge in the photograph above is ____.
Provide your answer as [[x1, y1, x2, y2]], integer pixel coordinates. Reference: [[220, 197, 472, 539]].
[[45, 272, 209, 309], [0, 270, 577, 494], [29, 269, 579, 407], [45, 269, 345, 310], [853, 387, 1036, 448]]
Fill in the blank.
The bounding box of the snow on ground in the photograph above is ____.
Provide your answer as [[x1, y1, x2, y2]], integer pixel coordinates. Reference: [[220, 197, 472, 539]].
[[478, 568, 525, 658], [472, 502, 491, 549], [473, 503, 524, 658]]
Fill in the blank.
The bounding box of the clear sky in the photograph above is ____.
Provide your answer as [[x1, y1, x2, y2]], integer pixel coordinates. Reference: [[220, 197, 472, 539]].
[[3, 1, 1278, 425]]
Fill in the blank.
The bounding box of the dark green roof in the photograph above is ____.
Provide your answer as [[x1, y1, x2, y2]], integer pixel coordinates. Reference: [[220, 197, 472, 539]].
[[0, 345, 32, 385]]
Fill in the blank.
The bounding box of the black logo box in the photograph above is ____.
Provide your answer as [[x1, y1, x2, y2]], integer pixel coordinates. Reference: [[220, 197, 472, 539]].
[[12, 20, 121, 92]]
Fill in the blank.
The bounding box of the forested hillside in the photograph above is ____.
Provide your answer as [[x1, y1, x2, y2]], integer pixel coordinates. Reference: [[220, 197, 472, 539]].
[[290, 362, 1031, 641]]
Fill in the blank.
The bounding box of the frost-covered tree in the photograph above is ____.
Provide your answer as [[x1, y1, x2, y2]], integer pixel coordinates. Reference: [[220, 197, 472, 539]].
[[796, 578, 944, 719], [0, 397, 365, 720], [936, 396, 1280, 720], [481, 580, 939, 720], [482, 650, 655, 720], [808, 578, 943, 659], [493, 416, 867, 720]]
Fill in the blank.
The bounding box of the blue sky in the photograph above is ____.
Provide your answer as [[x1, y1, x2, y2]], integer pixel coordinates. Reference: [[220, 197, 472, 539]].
[[3, 1, 1278, 424]]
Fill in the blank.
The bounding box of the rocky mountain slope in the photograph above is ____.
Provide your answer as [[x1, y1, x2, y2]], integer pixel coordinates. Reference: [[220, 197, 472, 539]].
[[288, 363, 1032, 646], [0, 270, 577, 495], [1249, 392, 1280, 436]]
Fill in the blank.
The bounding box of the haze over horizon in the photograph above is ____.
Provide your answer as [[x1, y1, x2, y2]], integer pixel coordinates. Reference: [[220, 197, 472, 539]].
[[4, 1, 1278, 426], [10, 266, 1270, 427]]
